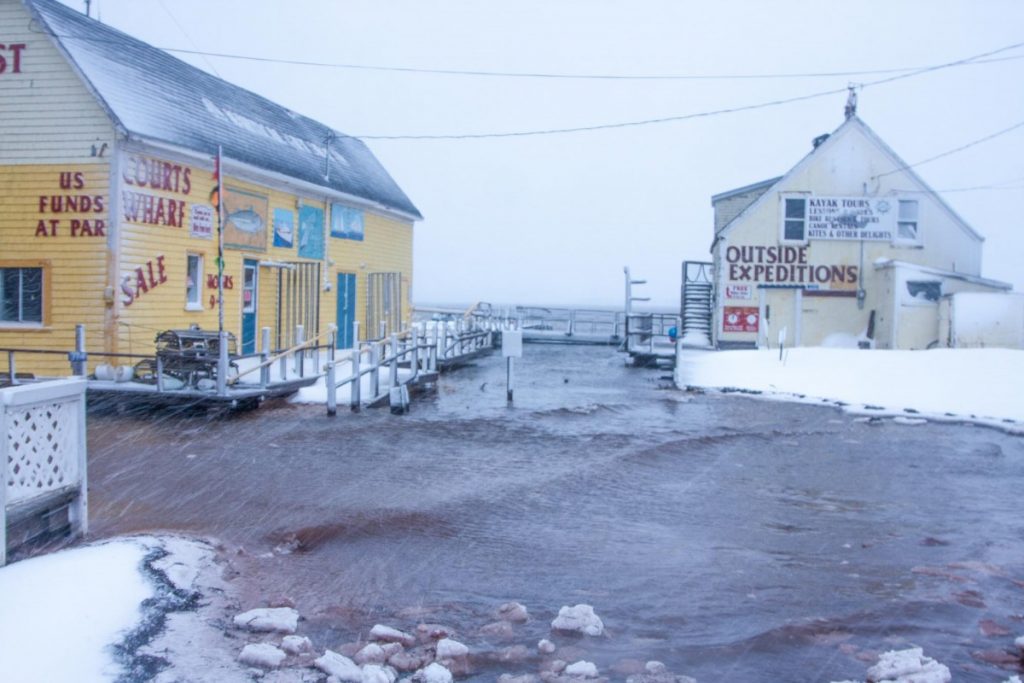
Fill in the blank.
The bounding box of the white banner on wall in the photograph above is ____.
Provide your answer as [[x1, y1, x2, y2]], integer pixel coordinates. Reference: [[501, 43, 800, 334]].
[[802, 196, 896, 241]]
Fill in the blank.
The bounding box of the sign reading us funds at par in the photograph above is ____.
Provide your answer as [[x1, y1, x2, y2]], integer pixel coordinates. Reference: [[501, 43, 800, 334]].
[[799, 196, 897, 241]]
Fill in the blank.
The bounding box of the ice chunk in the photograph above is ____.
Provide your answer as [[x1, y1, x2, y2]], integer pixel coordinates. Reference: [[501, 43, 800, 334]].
[[238, 643, 286, 669], [316, 650, 363, 682], [551, 604, 604, 636], [233, 607, 299, 633]]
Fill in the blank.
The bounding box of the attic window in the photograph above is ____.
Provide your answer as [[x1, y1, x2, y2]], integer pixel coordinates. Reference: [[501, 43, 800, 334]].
[[783, 197, 807, 241], [897, 199, 919, 241]]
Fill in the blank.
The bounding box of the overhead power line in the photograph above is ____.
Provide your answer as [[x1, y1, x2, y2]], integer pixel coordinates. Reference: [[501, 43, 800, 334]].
[[873, 119, 1024, 179], [157, 47, 1024, 81], [349, 41, 1024, 140]]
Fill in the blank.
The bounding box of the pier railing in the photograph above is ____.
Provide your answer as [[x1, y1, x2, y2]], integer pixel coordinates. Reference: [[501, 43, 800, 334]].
[[625, 312, 680, 363], [1, 378, 88, 565], [323, 317, 504, 415]]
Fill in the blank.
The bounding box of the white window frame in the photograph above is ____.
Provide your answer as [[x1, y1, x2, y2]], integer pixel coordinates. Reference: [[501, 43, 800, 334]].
[[185, 253, 204, 311], [895, 199, 921, 245], [0, 265, 45, 326], [780, 195, 809, 244]]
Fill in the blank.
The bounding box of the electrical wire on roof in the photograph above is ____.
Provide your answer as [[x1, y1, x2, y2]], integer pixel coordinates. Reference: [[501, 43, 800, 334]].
[[872, 119, 1024, 179]]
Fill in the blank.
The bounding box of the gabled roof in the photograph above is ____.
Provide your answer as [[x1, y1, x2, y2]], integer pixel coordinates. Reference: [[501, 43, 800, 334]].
[[26, 0, 422, 220], [714, 115, 982, 243]]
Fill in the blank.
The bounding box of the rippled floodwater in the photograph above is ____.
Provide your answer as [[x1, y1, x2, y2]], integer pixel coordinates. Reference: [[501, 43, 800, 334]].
[[87, 344, 1024, 682]]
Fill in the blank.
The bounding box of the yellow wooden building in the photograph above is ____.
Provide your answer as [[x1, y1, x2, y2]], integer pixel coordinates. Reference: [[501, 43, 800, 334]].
[[1, 0, 421, 377]]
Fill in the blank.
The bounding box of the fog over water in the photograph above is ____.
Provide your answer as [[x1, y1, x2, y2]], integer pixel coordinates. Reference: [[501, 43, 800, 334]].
[[87, 345, 1024, 681]]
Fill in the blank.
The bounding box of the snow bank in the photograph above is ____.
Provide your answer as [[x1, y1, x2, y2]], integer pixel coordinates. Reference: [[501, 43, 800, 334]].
[[0, 539, 151, 682], [676, 348, 1024, 425]]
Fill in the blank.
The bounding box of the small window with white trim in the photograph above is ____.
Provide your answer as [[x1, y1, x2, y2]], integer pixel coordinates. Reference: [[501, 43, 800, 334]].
[[186, 253, 203, 310], [783, 197, 807, 242], [897, 199, 919, 242], [0, 266, 44, 324]]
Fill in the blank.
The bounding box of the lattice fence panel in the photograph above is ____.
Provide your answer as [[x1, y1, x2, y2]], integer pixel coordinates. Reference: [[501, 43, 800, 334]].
[[5, 401, 80, 506]]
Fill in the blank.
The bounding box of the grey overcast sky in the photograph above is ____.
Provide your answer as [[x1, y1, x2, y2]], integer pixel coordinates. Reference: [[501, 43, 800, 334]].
[[57, 0, 1024, 308]]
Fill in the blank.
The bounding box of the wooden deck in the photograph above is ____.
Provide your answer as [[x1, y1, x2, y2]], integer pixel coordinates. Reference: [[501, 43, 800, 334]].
[[86, 376, 318, 410]]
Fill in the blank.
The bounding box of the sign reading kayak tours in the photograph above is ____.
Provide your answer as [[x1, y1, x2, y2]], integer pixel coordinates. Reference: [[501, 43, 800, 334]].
[[796, 195, 896, 241]]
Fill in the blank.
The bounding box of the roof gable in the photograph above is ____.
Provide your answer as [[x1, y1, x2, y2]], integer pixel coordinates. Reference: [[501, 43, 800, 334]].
[[26, 0, 421, 220], [716, 116, 982, 243]]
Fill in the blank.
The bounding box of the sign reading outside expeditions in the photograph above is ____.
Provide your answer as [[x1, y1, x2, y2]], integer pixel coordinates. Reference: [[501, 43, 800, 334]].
[[723, 306, 759, 333], [802, 196, 896, 241]]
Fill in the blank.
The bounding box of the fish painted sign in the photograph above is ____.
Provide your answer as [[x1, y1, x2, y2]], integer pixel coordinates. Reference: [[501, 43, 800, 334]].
[[223, 186, 268, 251]]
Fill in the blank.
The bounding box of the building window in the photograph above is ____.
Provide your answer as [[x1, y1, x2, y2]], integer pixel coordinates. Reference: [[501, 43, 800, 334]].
[[898, 199, 919, 241], [0, 267, 43, 324], [783, 197, 806, 241], [186, 254, 204, 310], [906, 280, 941, 303]]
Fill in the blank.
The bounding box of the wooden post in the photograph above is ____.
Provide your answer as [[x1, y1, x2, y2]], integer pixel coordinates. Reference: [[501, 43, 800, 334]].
[[260, 327, 271, 389], [294, 324, 304, 377], [389, 334, 398, 388], [369, 342, 380, 399], [0, 396, 7, 566], [326, 361, 337, 416], [327, 323, 337, 364], [217, 330, 229, 397], [156, 355, 165, 392], [7, 351, 17, 386], [69, 384, 88, 538], [351, 342, 361, 412]]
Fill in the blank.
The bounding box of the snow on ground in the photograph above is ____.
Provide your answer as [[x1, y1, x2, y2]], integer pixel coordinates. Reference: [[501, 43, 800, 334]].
[[0, 539, 152, 682], [676, 347, 1024, 429]]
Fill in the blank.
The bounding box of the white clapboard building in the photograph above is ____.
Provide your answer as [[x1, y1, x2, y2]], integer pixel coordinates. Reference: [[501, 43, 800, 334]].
[[703, 113, 1013, 350]]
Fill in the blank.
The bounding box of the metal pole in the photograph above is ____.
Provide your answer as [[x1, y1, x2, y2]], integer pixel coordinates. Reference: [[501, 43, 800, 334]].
[[328, 323, 337, 364], [156, 356, 164, 393], [7, 351, 17, 385], [73, 324, 86, 376]]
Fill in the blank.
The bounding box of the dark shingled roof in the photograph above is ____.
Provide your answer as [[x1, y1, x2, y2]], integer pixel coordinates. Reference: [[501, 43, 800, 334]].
[[27, 0, 422, 220]]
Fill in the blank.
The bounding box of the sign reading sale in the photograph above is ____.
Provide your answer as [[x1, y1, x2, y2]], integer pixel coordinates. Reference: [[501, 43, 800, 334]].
[[723, 306, 759, 333]]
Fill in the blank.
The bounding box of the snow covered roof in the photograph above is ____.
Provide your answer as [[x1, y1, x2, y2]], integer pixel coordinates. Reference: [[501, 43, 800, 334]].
[[26, 0, 422, 220]]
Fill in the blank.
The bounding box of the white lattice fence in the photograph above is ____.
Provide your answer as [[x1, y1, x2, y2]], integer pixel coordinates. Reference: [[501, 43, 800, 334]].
[[1, 379, 88, 566]]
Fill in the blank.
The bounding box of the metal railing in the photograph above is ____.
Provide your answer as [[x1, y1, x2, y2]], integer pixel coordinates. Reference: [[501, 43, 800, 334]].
[[625, 312, 681, 359]]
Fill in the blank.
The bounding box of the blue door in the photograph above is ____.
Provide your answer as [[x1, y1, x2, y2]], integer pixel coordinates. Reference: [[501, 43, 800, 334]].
[[336, 273, 356, 349], [241, 259, 258, 354]]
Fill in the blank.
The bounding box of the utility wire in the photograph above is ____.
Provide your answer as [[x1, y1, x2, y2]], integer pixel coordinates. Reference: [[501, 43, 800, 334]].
[[156, 47, 1024, 81], [350, 41, 1024, 140], [873, 119, 1024, 179]]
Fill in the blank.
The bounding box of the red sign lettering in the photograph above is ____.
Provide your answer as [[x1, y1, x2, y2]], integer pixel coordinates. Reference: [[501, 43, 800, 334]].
[[0, 43, 26, 75], [121, 255, 168, 307]]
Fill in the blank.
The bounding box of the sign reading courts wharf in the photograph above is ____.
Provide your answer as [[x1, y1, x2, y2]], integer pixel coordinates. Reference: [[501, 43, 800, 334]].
[[793, 195, 897, 241]]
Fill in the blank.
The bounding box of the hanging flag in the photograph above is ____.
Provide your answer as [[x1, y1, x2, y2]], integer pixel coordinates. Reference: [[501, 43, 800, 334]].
[[214, 146, 225, 334]]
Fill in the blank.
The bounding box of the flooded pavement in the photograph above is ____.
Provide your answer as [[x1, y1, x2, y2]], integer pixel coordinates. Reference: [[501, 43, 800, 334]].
[[86, 344, 1024, 682]]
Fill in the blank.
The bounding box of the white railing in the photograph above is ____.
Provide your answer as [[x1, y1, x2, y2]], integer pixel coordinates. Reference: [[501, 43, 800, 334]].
[[1, 378, 88, 566], [323, 318, 504, 415]]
